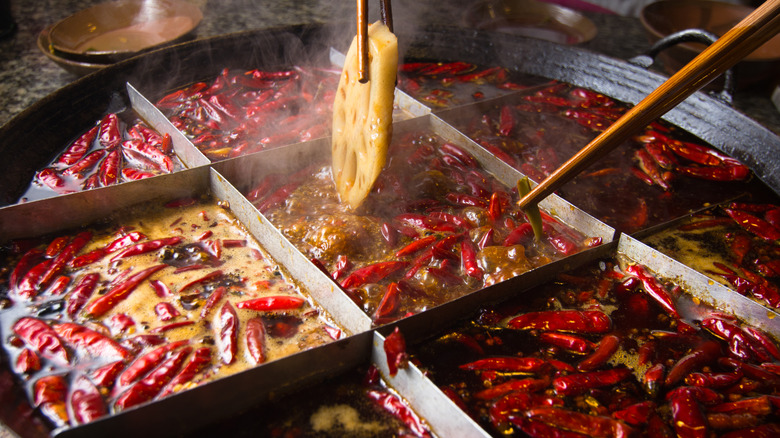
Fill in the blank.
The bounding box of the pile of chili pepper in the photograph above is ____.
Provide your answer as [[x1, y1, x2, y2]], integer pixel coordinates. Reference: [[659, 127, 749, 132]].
[[249, 131, 599, 326], [155, 66, 340, 161], [1, 196, 340, 429], [196, 362, 432, 437], [645, 201, 780, 312], [453, 82, 761, 233], [397, 61, 544, 108], [24, 113, 180, 201], [410, 256, 780, 438]]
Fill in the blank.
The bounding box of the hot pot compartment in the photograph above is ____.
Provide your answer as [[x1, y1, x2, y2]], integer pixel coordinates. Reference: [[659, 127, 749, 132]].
[[433, 91, 778, 235], [0, 166, 375, 437], [213, 114, 616, 326]]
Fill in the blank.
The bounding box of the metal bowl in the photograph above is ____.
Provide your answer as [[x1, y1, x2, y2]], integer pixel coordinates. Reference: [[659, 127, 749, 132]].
[[640, 0, 780, 90], [37, 25, 111, 77], [463, 0, 597, 45], [47, 0, 202, 64]]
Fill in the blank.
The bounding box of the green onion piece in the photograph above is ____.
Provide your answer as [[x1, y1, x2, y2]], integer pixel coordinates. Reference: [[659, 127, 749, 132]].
[[517, 177, 544, 241]]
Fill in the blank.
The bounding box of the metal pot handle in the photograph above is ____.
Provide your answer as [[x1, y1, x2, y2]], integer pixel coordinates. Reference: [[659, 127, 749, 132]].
[[629, 29, 735, 104]]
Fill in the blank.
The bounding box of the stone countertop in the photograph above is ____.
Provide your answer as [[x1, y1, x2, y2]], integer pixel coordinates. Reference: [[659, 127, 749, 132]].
[[2, 0, 779, 133]]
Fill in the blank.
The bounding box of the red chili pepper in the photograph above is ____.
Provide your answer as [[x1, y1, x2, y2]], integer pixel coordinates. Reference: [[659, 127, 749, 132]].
[[13, 317, 69, 364], [119, 340, 189, 387], [507, 310, 612, 333], [90, 360, 125, 387], [255, 182, 299, 213], [503, 223, 534, 246], [45, 275, 70, 296], [665, 340, 722, 386], [34, 374, 67, 406], [708, 395, 773, 415], [63, 149, 107, 176], [612, 401, 655, 426], [552, 367, 632, 397], [440, 143, 478, 168], [121, 139, 173, 173], [38, 230, 92, 289], [245, 317, 267, 365], [9, 248, 45, 290], [65, 273, 100, 317], [723, 208, 780, 240], [111, 237, 182, 261], [539, 332, 594, 354], [115, 346, 192, 410], [382, 327, 408, 377], [200, 286, 226, 318], [625, 264, 680, 318], [15, 348, 41, 374], [129, 123, 163, 148], [15, 259, 51, 299], [445, 192, 488, 208], [380, 222, 399, 247], [98, 113, 121, 149], [217, 301, 238, 365], [149, 321, 195, 333], [459, 356, 549, 373], [153, 302, 180, 321], [525, 407, 634, 438], [329, 254, 351, 281], [58, 126, 98, 166], [367, 389, 431, 438], [69, 248, 106, 268], [373, 282, 402, 324], [104, 231, 146, 254], [719, 358, 780, 388], [541, 225, 580, 257], [159, 347, 212, 398], [460, 238, 483, 280], [340, 261, 409, 289], [668, 387, 708, 438], [497, 104, 516, 137], [98, 148, 121, 186], [45, 236, 69, 257], [742, 326, 780, 361], [84, 264, 167, 317], [178, 270, 223, 294], [121, 168, 156, 181], [474, 377, 550, 401], [685, 370, 743, 389], [395, 235, 437, 258], [578, 334, 620, 372], [236, 295, 305, 311], [429, 212, 469, 229], [404, 248, 434, 280], [53, 322, 130, 360], [70, 376, 107, 425]]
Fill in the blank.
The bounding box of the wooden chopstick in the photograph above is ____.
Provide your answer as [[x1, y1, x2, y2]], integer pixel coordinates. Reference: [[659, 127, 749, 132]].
[[516, 0, 780, 210], [357, 0, 368, 83], [357, 0, 394, 83], [381, 0, 394, 33]]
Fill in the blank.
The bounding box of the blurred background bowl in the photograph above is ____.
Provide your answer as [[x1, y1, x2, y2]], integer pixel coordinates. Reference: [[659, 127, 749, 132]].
[[463, 0, 597, 45], [38, 25, 111, 76], [640, 0, 780, 91], [48, 0, 202, 64]]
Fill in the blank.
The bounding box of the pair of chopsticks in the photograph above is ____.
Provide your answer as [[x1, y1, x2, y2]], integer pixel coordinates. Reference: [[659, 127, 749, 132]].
[[357, 0, 393, 83], [517, 0, 780, 210]]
